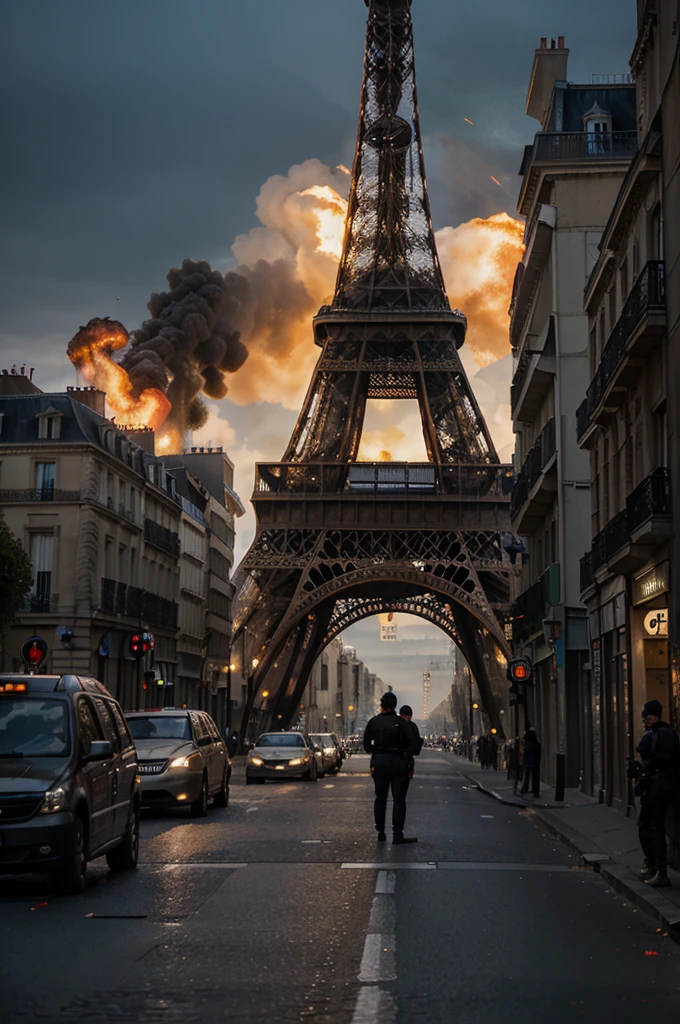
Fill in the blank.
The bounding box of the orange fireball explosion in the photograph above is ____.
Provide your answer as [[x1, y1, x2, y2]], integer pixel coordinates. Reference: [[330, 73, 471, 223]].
[[67, 317, 171, 430]]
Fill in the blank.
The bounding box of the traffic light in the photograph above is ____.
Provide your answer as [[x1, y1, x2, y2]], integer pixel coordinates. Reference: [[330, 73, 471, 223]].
[[130, 632, 154, 660], [506, 656, 532, 684], [21, 635, 48, 672]]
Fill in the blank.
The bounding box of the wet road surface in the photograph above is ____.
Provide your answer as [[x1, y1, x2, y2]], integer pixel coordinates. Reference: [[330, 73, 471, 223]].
[[2, 751, 680, 1022]]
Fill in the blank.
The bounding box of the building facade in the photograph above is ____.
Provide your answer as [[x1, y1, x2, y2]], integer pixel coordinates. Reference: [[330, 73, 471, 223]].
[[302, 638, 380, 737], [509, 39, 637, 791], [578, 0, 679, 818], [0, 381, 181, 710]]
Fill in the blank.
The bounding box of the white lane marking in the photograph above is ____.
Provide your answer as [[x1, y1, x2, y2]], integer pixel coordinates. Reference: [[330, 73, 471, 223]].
[[438, 862, 573, 872], [159, 863, 248, 870], [358, 933, 396, 982], [324, 784, 335, 789], [351, 985, 396, 1024], [246, 807, 259, 813], [480, 814, 494, 818], [342, 862, 435, 869], [375, 870, 396, 894], [301, 840, 322, 845]]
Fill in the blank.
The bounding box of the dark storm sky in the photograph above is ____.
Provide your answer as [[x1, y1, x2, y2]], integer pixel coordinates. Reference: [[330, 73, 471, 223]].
[[1, 0, 635, 381]]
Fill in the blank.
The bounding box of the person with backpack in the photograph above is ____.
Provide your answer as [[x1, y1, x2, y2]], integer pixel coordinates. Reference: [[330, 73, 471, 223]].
[[636, 699, 680, 888]]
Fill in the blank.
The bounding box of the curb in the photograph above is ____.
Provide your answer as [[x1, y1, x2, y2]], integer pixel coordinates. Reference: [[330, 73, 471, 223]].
[[534, 807, 680, 941], [462, 769, 680, 940], [460, 770, 568, 810]]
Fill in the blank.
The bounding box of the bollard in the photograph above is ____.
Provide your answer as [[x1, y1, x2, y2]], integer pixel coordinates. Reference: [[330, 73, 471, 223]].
[[555, 752, 566, 802]]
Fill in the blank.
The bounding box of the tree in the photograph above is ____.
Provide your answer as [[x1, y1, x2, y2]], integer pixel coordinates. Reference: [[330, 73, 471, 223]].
[[0, 518, 33, 669]]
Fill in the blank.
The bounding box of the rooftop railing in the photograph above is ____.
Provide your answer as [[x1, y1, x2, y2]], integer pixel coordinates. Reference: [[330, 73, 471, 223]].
[[254, 462, 514, 500], [529, 130, 637, 164]]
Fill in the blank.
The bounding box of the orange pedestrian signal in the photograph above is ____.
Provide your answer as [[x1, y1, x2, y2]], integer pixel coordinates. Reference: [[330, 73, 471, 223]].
[[506, 657, 532, 684]]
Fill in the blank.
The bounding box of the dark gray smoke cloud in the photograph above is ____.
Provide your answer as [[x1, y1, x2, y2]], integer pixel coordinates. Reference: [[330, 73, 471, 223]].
[[123, 258, 249, 433]]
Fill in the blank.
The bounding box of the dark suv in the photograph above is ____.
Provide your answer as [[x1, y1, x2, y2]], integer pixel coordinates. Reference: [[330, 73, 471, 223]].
[[0, 674, 140, 894]]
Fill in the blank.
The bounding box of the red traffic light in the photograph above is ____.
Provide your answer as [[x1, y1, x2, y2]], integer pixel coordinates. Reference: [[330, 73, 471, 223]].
[[21, 635, 48, 671], [507, 656, 532, 684]]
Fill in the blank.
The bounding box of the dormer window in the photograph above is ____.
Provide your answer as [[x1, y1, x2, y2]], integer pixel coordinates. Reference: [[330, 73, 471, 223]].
[[36, 406, 63, 440], [584, 102, 612, 154]]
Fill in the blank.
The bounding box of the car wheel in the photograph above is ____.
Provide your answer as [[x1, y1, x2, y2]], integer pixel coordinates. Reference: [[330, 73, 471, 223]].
[[213, 768, 230, 807], [191, 775, 209, 817], [50, 816, 87, 895], [106, 804, 140, 872]]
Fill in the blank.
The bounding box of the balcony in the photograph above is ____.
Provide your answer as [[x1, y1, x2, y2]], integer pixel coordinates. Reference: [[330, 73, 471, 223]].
[[100, 578, 178, 630], [577, 262, 666, 444], [510, 418, 557, 528], [510, 562, 560, 645], [0, 489, 80, 503], [585, 468, 672, 585], [144, 518, 180, 557], [519, 131, 637, 215]]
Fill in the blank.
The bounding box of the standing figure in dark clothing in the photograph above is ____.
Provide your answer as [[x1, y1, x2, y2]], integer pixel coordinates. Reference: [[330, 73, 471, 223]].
[[488, 733, 498, 771], [636, 699, 680, 888], [521, 729, 541, 796], [400, 705, 424, 780], [364, 693, 418, 845]]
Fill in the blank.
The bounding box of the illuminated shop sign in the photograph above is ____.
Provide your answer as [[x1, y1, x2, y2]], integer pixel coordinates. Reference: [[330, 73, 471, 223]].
[[643, 609, 668, 637], [633, 561, 669, 607]]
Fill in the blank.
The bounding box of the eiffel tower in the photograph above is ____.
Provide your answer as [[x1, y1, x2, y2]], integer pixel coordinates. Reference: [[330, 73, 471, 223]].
[[233, 0, 515, 736]]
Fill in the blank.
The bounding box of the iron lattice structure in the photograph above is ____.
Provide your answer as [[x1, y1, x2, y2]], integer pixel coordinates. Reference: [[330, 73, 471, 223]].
[[233, 0, 515, 736]]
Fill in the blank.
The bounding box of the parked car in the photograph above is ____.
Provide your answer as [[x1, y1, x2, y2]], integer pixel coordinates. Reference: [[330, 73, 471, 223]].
[[309, 732, 343, 775], [246, 732, 322, 783], [0, 674, 140, 894], [126, 709, 231, 816]]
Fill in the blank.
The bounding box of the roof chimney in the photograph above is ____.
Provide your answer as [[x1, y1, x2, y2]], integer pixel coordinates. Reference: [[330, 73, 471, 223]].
[[526, 36, 569, 127], [66, 386, 106, 417]]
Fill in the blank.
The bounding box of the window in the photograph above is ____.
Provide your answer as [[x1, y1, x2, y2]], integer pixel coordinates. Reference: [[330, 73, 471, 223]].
[[76, 698, 101, 756], [37, 411, 62, 440], [648, 204, 662, 261], [30, 533, 53, 612], [107, 702, 133, 749], [130, 548, 138, 586], [130, 489, 137, 523], [320, 662, 329, 691], [107, 473, 114, 509], [92, 697, 120, 752], [619, 258, 628, 302], [608, 287, 617, 332], [119, 480, 126, 512], [119, 545, 127, 583], [104, 536, 114, 579], [35, 462, 56, 500], [632, 238, 640, 278]]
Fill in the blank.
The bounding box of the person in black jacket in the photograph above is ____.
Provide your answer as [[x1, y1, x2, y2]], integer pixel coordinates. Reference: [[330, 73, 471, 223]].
[[400, 705, 423, 780], [364, 693, 418, 845], [636, 699, 680, 888], [520, 728, 541, 797]]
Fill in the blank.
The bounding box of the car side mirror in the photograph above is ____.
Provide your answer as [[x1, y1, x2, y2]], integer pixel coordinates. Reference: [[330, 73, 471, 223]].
[[85, 739, 113, 760]]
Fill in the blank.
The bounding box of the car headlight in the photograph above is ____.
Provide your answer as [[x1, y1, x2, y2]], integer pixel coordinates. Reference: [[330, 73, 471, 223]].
[[288, 756, 309, 767], [169, 755, 195, 768], [40, 786, 67, 813], [250, 757, 264, 767]]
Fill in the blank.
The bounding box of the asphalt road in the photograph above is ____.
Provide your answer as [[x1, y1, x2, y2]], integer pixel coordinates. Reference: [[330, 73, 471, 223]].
[[2, 751, 680, 1023]]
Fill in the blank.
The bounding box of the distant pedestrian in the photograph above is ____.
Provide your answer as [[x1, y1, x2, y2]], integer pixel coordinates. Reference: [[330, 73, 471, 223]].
[[520, 728, 541, 797], [364, 693, 419, 845], [488, 733, 498, 771], [635, 700, 680, 888]]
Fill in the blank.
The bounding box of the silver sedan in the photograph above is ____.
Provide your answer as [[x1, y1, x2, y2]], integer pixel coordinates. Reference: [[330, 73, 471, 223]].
[[246, 732, 320, 783]]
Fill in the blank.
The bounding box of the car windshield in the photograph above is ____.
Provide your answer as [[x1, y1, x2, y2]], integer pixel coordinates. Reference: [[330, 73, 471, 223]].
[[0, 698, 71, 757], [128, 716, 192, 740], [256, 733, 305, 748]]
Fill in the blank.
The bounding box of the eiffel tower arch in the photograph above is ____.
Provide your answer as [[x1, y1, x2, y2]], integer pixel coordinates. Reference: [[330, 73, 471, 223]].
[[232, 0, 516, 736]]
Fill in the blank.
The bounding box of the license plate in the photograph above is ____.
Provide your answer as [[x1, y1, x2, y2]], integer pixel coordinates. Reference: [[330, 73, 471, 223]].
[[139, 764, 163, 774]]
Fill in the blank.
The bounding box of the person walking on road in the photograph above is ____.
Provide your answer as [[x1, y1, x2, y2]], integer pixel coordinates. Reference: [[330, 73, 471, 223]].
[[636, 699, 680, 888], [400, 704, 424, 781], [364, 693, 418, 845], [520, 728, 541, 797]]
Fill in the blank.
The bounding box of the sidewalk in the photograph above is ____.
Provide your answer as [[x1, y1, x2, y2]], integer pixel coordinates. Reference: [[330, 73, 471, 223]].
[[456, 757, 680, 939]]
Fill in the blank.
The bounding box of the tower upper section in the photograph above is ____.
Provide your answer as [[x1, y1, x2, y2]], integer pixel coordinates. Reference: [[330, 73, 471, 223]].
[[331, 0, 450, 313]]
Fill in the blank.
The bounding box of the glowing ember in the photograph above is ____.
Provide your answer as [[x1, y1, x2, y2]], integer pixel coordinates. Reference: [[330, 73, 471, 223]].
[[300, 185, 347, 258], [490, 176, 502, 187], [67, 318, 171, 430], [463, 117, 475, 125], [336, 164, 351, 175]]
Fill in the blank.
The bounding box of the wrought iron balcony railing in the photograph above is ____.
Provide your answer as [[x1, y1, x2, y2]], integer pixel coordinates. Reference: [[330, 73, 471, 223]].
[[0, 489, 81, 503], [510, 418, 556, 518], [577, 261, 665, 440], [528, 130, 637, 165], [100, 578, 178, 630], [254, 462, 514, 499], [143, 518, 180, 557], [510, 562, 560, 644], [587, 467, 671, 577]]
